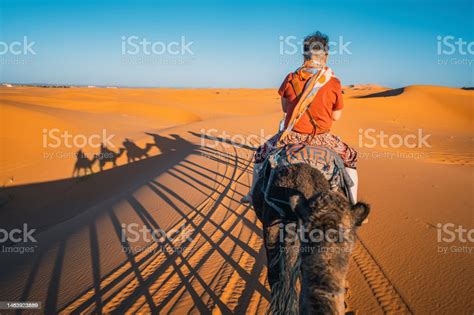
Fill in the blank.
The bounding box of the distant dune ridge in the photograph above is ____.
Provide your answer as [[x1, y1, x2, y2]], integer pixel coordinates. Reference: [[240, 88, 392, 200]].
[[0, 85, 472, 313]]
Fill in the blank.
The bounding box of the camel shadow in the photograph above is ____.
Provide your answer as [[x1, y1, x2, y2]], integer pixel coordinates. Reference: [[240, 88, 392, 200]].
[[145, 132, 185, 154], [122, 138, 154, 163], [0, 131, 269, 314], [71, 134, 186, 177], [72, 149, 97, 177], [96, 144, 126, 171]]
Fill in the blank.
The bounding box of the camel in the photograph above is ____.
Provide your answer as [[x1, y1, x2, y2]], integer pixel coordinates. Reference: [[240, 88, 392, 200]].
[[252, 163, 369, 315], [122, 138, 154, 163], [96, 145, 125, 171], [72, 150, 98, 177]]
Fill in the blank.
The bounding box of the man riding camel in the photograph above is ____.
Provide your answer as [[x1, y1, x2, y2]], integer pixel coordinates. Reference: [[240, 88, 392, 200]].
[[242, 31, 358, 204]]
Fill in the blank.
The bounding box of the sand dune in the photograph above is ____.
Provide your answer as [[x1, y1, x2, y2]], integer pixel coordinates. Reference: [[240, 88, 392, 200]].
[[0, 85, 472, 314]]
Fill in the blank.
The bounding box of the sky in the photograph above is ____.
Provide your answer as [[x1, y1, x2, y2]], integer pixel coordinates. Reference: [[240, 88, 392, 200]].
[[0, 0, 473, 88]]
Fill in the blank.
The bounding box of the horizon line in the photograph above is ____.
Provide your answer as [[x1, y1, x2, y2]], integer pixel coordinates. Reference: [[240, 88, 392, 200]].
[[2, 82, 474, 90]]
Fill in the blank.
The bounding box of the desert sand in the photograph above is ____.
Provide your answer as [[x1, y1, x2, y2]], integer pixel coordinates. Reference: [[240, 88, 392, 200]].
[[0, 85, 472, 314]]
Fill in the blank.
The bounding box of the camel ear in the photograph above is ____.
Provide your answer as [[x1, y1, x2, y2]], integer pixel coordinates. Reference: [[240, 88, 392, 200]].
[[289, 194, 309, 220], [351, 202, 370, 226]]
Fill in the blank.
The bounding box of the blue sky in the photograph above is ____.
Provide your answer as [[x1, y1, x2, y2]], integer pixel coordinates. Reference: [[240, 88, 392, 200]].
[[0, 0, 472, 88]]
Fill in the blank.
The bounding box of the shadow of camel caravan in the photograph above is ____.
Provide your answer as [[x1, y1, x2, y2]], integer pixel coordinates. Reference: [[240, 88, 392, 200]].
[[0, 131, 270, 314]]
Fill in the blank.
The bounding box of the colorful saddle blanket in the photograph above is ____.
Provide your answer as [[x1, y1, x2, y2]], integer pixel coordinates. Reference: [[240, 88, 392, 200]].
[[267, 144, 354, 203]]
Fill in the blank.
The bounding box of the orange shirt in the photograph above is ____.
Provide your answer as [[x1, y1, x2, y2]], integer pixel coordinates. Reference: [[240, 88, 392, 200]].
[[278, 73, 343, 134]]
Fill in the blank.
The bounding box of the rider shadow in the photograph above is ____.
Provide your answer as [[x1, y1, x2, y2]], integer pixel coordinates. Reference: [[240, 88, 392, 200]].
[[96, 144, 126, 171], [72, 149, 97, 177], [146, 132, 180, 154], [146, 133, 196, 158], [122, 134, 190, 162], [122, 138, 155, 163]]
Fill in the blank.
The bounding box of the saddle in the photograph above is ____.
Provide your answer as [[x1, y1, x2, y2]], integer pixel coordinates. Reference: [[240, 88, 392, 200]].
[[264, 144, 355, 205]]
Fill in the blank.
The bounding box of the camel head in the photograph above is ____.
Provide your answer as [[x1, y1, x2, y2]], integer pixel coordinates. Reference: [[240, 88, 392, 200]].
[[289, 191, 370, 314], [289, 191, 369, 229]]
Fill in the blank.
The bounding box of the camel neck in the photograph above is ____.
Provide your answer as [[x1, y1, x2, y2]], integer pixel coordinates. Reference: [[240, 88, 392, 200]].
[[300, 282, 345, 314], [300, 272, 345, 314]]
